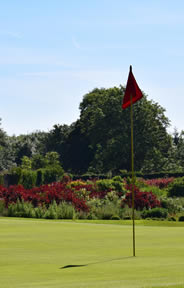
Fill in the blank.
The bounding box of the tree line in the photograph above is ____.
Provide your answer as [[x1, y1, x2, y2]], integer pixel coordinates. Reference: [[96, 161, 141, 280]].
[[0, 86, 184, 176]]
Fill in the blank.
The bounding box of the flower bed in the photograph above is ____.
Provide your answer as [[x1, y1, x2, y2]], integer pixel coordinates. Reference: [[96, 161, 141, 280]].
[[0, 178, 163, 218]]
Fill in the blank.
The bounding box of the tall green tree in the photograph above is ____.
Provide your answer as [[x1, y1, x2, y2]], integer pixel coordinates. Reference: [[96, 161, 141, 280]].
[[78, 87, 171, 173], [44, 123, 92, 174], [0, 119, 15, 170], [11, 131, 47, 165]]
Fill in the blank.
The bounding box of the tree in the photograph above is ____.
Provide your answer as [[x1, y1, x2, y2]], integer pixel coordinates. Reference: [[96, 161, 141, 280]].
[[21, 156, 32, 170], [0, 119, 15, 170], [43, 124, 71, 166], [63, 121, 93, 174], [10, 131, 47, 165], [31, 154, 47, 170], [45, 151, 60, 166], [77, 87, 171, 173], [44, 123, 92, 174], [173, 130, 184, 169]]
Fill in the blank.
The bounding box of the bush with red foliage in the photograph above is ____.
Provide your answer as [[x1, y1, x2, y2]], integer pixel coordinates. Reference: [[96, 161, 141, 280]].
[[0, 185, 25, 207], [0, 182, 89, 212], [122, 184, 160, 210], [142, 178, 174, 189]]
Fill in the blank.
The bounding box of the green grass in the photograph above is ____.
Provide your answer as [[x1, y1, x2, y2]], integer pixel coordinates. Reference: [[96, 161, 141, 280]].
[[0, 218, 184, 288]]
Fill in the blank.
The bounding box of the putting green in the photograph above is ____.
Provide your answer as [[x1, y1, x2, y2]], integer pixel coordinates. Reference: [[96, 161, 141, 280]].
[[0, 218, 184, 288]]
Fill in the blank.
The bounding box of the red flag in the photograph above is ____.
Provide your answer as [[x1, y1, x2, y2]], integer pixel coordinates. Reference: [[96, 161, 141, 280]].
[[122, 66, 143, 109]]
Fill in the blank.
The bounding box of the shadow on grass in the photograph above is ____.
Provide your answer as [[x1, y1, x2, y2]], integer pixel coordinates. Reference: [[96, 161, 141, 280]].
[[60, 256, 133, 269]]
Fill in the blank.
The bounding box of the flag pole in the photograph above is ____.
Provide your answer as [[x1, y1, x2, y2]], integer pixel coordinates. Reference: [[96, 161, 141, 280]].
[[130, 91, 136, 257], [122, 64, 143, 257]]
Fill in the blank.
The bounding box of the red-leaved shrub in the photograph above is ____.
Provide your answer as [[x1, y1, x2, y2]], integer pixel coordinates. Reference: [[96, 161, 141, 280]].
[[0, 182, 89, 212], [122, 184, 160, 210], [142, 178, 174, 189]]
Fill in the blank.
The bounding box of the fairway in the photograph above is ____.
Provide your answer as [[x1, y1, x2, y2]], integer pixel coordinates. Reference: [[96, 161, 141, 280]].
[[0, 218, 184, 288]]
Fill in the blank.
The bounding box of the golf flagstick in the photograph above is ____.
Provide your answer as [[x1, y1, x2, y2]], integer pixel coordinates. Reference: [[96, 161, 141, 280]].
[[122, 65, 143, 257], [130, 94, 135, 257]]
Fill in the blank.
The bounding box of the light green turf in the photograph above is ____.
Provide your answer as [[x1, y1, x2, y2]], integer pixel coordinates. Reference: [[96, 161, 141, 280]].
[[0, 218, 184, 288]]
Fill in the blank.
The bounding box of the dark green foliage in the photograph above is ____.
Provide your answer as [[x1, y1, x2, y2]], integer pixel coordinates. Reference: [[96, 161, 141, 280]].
[[168, 216, 176, 221], [38, 87, 173, 175], [0, 86, 181, 175], [96, 179, 113, 191], [7, 167, 22, 185], [111, 215, 120, 220], [20, 170, 37, 189], [31, 154, 47, 170], [160, 198, 181, 213], [0, 119, 15, 170], [73, 173, 107, 180], [178, 215, 184, 222], [112, 175, 123, 182], [3, 151, 64, 187], [120, 171, 184, 179], [0, 200, 5, 215], [78, 87, 171, 174], [42, 166, 64, 184], [112, 181, 125, 194], [36, 169, 44, 186], [112, 176, 126, 194], [96, 178, 126, 195], [168, 177, 184, 197], [6, 165, 64, 188], [0, 174, 4, 185], [12, 132, 47, 166], [141, 208, 168, 219]]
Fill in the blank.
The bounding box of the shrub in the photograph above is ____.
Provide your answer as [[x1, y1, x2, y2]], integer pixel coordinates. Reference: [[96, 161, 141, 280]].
[[141, 208, 168, 219], [112, 176, 122, 182], [168, 177, 184, 197], [62, 173, 72, 183], [7, 167, 22, 185], [0, 174, 4, 185], [112, 181, 126, 195], [86, 213, 98, 220], [96, 178, 126, 195], [96, 179, 113, 191], [44, 206, 58, 219], [168, 216, 176, 221], [0, 184, 25, 207], [178, 215, 184, 222], [34, 206, 46, 218], [77, 211, 89, 219], [36, 169, 44, 186], [57, 202, 76, 219], [0, 199, 5, 215], [142, 178, 174, 189], [105, 191, 119, 203], [0, 182, 89, 212], [7, 200, 36, 218], [122, 185, 160, 210], [140, 185, 166, 198], [111, 215, 120, 220], [120, 205, 141, 220], [6, 200, 76, 220], [160, 197, 182, 213], [42, 166, 64, 184], [92, 202, 120, 220], [19, 169, 37, 189]]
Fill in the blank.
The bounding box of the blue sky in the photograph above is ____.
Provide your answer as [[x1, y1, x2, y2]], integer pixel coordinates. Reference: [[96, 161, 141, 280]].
[[0, 0, 184, 135]]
